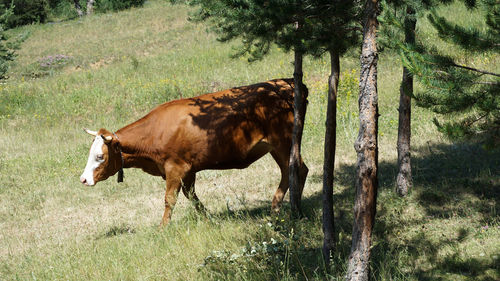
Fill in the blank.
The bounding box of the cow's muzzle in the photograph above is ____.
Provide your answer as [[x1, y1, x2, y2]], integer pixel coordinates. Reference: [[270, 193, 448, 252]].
[[80, 177, 93, 186]]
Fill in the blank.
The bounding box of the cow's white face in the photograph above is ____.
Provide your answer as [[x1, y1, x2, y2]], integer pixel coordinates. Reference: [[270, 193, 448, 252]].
[[80, 128, 120, 186], [80, 134, 105, 186]]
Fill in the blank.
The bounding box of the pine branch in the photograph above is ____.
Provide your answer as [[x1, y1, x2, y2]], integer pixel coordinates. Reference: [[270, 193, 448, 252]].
[[432, 70, 499, 86], [451, 63, 500, 77], [474, 81, 500, 85], [464, 112, 489, 127], [428, 11, 499, 52]]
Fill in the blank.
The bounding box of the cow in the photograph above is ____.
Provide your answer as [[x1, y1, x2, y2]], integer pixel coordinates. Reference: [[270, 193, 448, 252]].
[[80, 78, 308, 225]]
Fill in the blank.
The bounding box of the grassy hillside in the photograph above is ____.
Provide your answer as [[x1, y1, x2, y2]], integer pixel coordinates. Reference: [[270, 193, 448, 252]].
[[0, 1, 498, 280]]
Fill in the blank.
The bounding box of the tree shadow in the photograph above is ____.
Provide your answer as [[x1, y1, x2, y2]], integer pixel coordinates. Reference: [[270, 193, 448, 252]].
[[184, 79, 296, 169], [95, 224, 135, 240], [201, 142, 499, 280], [200, 191, 331, 280], [334, 142, 500, 280]]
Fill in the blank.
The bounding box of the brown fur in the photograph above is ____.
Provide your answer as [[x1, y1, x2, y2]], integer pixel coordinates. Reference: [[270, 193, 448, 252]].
[[89, 79, 308, 225]]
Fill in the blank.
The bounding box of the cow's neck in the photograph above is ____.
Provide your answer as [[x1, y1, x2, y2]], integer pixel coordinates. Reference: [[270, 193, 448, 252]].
[[114, 123, 157, 168]]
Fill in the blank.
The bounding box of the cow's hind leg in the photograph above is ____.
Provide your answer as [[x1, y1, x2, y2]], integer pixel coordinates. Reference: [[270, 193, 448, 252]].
[[181, 172, 206, 214], [299, 158, 309, 200], [270, 150, 289, 213], [270, 150, 308, 214]]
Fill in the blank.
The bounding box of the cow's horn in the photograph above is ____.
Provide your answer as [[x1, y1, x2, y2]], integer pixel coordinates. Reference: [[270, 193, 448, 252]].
[[84, 128, 97, 136]]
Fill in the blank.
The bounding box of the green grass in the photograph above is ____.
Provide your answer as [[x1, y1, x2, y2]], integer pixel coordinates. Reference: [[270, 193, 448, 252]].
[[1, 1, 499, 280]]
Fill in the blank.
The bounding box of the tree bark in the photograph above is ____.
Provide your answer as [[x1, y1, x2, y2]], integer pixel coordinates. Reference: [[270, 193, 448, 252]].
[[396, 5, 416, 197], [322, 49, 339, 266], [346, 0, 379, 280], [86, 0, 95, 15], [74, 0, 83, 17], [289, 47, 307, 218]]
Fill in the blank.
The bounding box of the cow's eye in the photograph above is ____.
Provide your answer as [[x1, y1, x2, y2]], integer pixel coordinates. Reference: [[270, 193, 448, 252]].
[[96, 154, 104, 161]]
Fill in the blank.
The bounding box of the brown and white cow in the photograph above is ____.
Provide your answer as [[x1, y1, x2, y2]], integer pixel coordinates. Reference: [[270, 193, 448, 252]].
[[80, 78, 308, 225]]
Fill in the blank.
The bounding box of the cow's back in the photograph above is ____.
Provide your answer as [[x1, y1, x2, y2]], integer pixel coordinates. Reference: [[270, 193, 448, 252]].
[[121, 79, 297, 171]]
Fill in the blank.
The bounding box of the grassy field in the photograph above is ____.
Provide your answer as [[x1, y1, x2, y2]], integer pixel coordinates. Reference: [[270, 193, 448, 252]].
[[0, 1, 498, 280]]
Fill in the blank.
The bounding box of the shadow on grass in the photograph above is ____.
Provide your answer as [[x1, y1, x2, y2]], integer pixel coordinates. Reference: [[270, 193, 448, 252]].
[[200, 143, 499, 280], [96, 224, 136, 239], [343, 143, 499, 280]]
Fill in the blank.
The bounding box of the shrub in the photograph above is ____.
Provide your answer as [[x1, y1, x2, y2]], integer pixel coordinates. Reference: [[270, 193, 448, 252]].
[[21, 54, 73, 78], [0, 4, 20, 80], [0, 28, 14, 79], [47, 0, 66, 9], [1, 0, 49, 28], [48, 0, 80, 20], [47, 0, 62, 9], [96, 0, 145, 13]]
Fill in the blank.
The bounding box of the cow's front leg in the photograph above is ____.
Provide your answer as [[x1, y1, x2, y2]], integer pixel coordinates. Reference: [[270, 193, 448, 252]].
[[160, 160, 190, 226], [161, 177, 182, 226]]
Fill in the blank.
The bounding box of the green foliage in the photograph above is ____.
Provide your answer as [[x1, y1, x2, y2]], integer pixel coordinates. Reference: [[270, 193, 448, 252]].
[[1, 0, 49, 28], [0, 27, 14, 79], [0, 0, 148, 23], [96, 0, 146, 13], [383, 0, 500, 149], [428, 6, 500, 53], [47, 0, 64, 9], [187, 0, 361, 61], [379, 0, 454, 51], [48, 0, 82, 20], [0, 3, 20, 79]]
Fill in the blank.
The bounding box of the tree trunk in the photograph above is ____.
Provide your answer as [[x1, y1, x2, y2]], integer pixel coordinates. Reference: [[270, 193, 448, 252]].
[[322, 49, 339, 266], [346, 0, 379, 280], [74, 0, 83, 17], [396, 5, 416, 197], [86, 0, 95, 15], [289, 47, 307, 218]]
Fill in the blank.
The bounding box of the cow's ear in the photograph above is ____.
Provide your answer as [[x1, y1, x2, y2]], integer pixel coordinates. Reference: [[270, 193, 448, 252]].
[[112, 140, 121, 152], [101, 134, 113, 144]]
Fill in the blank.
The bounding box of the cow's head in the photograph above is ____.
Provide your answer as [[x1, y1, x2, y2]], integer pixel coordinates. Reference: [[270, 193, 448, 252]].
[[80, 128, 122, 186]]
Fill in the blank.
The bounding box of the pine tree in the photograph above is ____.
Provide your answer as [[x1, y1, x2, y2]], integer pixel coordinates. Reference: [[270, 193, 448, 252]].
[[0, 27, 14, 79], [0, 2, 17, 80], [381, 0, 467, 196], [346, 0, 380, 280], [398, 0, 499, 149], [310, 0, 361, 266], [382, 0, 420, 197], [396, 4, 415, 196], [381, 0, 423, 196]]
